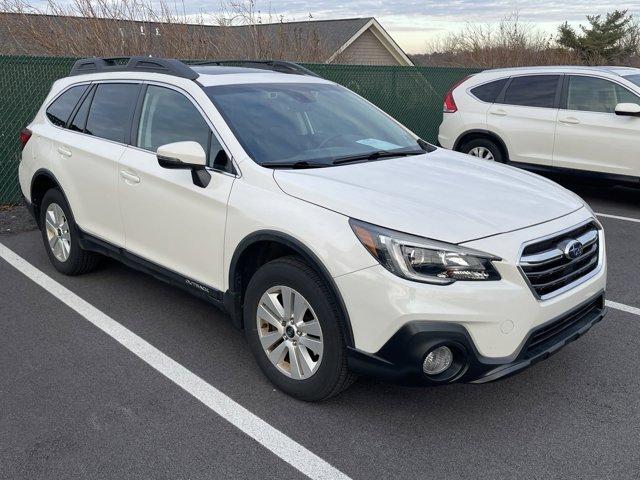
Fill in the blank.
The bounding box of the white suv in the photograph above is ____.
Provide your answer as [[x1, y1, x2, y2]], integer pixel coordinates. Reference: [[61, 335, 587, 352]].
[[19, 57, 606, 401], [438, 66, 640, 184]]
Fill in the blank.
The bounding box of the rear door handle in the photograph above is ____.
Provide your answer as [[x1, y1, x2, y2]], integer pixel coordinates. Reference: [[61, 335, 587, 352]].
[[559, 117, 580, 125], [490, 109, 507, 116], [57, 146, 72, 157], [120, 170, 140, 184]]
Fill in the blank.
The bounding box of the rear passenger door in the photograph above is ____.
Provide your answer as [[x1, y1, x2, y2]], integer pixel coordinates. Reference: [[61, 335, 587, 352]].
[[554, 75, 640, 176], [487, 74, 562, 166], [50, 82, 140, 246], [118, 83, 235, 291]]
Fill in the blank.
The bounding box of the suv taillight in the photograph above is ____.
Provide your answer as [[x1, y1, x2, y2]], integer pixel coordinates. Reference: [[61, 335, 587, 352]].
[[19, 128, 32, 151], [443, 76, 472, 113]]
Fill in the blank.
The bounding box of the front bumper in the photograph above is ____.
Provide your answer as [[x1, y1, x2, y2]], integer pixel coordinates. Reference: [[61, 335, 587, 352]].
[[347, 292, 606, 385]]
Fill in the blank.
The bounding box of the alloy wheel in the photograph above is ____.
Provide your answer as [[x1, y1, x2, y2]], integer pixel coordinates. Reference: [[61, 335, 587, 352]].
[[468, 146, 495, 160], [256, 285, 324, 380], [45, 203, 71, 262]]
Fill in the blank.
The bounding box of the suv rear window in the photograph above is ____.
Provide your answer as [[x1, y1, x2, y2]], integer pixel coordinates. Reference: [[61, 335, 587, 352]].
[[502, 75, 560, 108], [46, 85, 88, 127], [471, 79, 507, 102], [85, 83, 140, 143]]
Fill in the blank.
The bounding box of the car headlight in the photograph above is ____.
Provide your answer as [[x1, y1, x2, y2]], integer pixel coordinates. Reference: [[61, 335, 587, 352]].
[[349, 219, 501, 284]]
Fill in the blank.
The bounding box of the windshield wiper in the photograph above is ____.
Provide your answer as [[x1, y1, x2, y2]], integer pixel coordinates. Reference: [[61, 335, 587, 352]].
[[260, 160, 330, 169], [331, 149, 426, 165]]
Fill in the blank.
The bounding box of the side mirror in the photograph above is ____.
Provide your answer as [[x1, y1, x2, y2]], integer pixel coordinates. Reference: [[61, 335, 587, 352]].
[[157, 141, 211, 188], [615, 103, 640, 117]]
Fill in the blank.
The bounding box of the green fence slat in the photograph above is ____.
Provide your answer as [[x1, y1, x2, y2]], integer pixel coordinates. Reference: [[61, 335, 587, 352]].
[[0, 55, 479, 204]]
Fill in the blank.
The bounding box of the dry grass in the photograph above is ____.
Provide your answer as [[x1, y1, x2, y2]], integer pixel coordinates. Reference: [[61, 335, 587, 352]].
[[0, 0, 333, 62]]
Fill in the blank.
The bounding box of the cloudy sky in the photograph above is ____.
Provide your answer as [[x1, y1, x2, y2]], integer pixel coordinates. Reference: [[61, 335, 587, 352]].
[[28, 1, 640, 53]]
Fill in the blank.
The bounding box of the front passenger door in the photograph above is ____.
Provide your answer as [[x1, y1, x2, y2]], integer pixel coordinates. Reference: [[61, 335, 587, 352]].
[[118, 84, 235, 291], [554, 75, 640, 176]]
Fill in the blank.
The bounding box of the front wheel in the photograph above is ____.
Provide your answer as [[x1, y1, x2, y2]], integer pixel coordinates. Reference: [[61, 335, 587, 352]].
[[244, 256, 355, 401]]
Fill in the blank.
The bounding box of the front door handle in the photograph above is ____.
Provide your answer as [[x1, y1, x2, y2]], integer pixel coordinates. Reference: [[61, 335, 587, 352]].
[[57, 146, 72, 157], [120, 170, 140, 184], [559, 117, 580, 125], [490, 109, 507, 116]]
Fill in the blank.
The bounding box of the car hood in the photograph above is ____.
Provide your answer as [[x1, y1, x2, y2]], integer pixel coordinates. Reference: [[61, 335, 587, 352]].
[[273, 149, 584, 244]]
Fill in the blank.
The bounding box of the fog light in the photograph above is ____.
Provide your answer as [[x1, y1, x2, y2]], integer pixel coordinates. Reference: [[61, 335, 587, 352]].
[[423, 346, 453, 375]]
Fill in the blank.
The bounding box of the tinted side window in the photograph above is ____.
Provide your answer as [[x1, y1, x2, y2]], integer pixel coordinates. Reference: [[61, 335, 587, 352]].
[[616, 83, 640, 105], [567, 76, 640, 113], [85, 83, 140, 143], [46, 85, 88, 127], [137, 85, 210, 153], [503, 75, 560, 108], [68, 86, 94, 132], [471, 79, 508, 102]]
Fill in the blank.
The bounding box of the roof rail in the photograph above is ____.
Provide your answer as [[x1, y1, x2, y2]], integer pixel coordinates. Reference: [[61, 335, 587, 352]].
[[191, 60, 319, 77], [70, 56, 199, 80]]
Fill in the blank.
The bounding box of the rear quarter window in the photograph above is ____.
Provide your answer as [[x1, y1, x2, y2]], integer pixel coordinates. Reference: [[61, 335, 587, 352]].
[[46, 85, 88, 127], [470, 79, 508, 103]]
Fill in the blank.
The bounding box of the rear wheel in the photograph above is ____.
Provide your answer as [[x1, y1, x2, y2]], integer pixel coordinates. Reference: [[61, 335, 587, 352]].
[[461, 138, 504, 163], [39, 188, 101, 275], [244, 256, 355, 401]]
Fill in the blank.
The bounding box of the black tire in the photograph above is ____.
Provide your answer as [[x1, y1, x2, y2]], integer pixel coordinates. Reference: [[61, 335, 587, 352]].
[[244, 256, 355, 401], [461, 137, 504, 163], [39, 188, 101, 275]]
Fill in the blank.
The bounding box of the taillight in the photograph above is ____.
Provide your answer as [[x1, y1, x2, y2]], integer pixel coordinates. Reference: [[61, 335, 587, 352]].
[[19, 128, 32, 151], [443, 75, 472, 113], [443, 91, 458, 113]]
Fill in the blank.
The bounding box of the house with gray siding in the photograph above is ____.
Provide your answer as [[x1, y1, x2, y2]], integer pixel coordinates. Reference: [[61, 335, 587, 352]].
[[0, 13, 413, 66]]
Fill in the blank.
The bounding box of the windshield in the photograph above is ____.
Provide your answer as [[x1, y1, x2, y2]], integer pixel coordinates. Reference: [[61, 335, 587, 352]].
[[624, 74, 640, 88], [204, 83, 421, 166]]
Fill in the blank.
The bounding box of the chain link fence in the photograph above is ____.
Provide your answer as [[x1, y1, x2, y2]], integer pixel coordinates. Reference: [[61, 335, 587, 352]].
[[0, 55, 479, 204]]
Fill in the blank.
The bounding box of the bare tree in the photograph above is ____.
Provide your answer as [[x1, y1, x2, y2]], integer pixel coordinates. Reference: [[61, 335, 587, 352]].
[[0, 0, 333, 62], [415, 13, 581, 67]]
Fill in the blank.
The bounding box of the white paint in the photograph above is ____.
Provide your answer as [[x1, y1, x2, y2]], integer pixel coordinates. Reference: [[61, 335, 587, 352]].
[[606, 300, 640, 317], [596, 212, 640, 224], [0, 242, 351, 480]]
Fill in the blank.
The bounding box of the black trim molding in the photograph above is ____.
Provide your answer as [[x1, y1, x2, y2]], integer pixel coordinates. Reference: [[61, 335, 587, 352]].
[[78, 229, 225, 306]]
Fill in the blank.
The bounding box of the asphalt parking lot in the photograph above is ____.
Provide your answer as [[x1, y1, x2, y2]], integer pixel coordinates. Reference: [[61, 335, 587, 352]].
[[1, 179, 640, 480]]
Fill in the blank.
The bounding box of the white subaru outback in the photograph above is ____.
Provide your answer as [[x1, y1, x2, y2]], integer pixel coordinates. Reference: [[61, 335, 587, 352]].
[[19, 57, 606, 401]]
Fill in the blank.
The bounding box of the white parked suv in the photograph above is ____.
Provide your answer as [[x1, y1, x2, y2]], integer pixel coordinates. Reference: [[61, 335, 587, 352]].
[[19, 57, 606, 401], [438, 66, 640, 184]]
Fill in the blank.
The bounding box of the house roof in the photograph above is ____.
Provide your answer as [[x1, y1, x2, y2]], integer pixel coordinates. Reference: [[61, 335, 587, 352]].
[[235, 17, 373, 56], [0, 12, 412, 65]]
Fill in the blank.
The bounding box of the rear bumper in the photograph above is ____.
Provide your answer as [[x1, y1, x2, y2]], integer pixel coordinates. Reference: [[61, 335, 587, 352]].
[[347, 292, 606, 385]]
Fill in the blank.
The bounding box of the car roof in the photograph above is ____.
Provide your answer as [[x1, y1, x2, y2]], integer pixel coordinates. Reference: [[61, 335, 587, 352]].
[[195, 67, 332, 87], [479, 65, 640, 77], [57, 65, 333, 89]]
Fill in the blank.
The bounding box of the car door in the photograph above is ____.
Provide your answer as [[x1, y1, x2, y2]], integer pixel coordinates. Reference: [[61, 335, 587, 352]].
[[118, 83, 235, 291], [487, 74, 562, 165], [553, 75, 640, 177], [50, 82, 140, 246]]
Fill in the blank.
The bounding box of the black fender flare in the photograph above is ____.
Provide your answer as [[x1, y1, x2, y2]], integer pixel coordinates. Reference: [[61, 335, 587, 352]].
[[30, 169, 72, 228], [227, 230, 355, 347], [453, 129, 510, 160]]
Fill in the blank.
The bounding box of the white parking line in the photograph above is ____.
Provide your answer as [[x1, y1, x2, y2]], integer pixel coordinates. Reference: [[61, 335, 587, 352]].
[[596, 212, 640, 224], [0, 242, 351, 480], [606, 300, 640, 317]]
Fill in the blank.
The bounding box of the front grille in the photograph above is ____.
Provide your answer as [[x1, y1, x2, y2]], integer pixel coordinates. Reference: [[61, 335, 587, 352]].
[[523, 294, 604, 357], [519, 221, 600, 299]]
